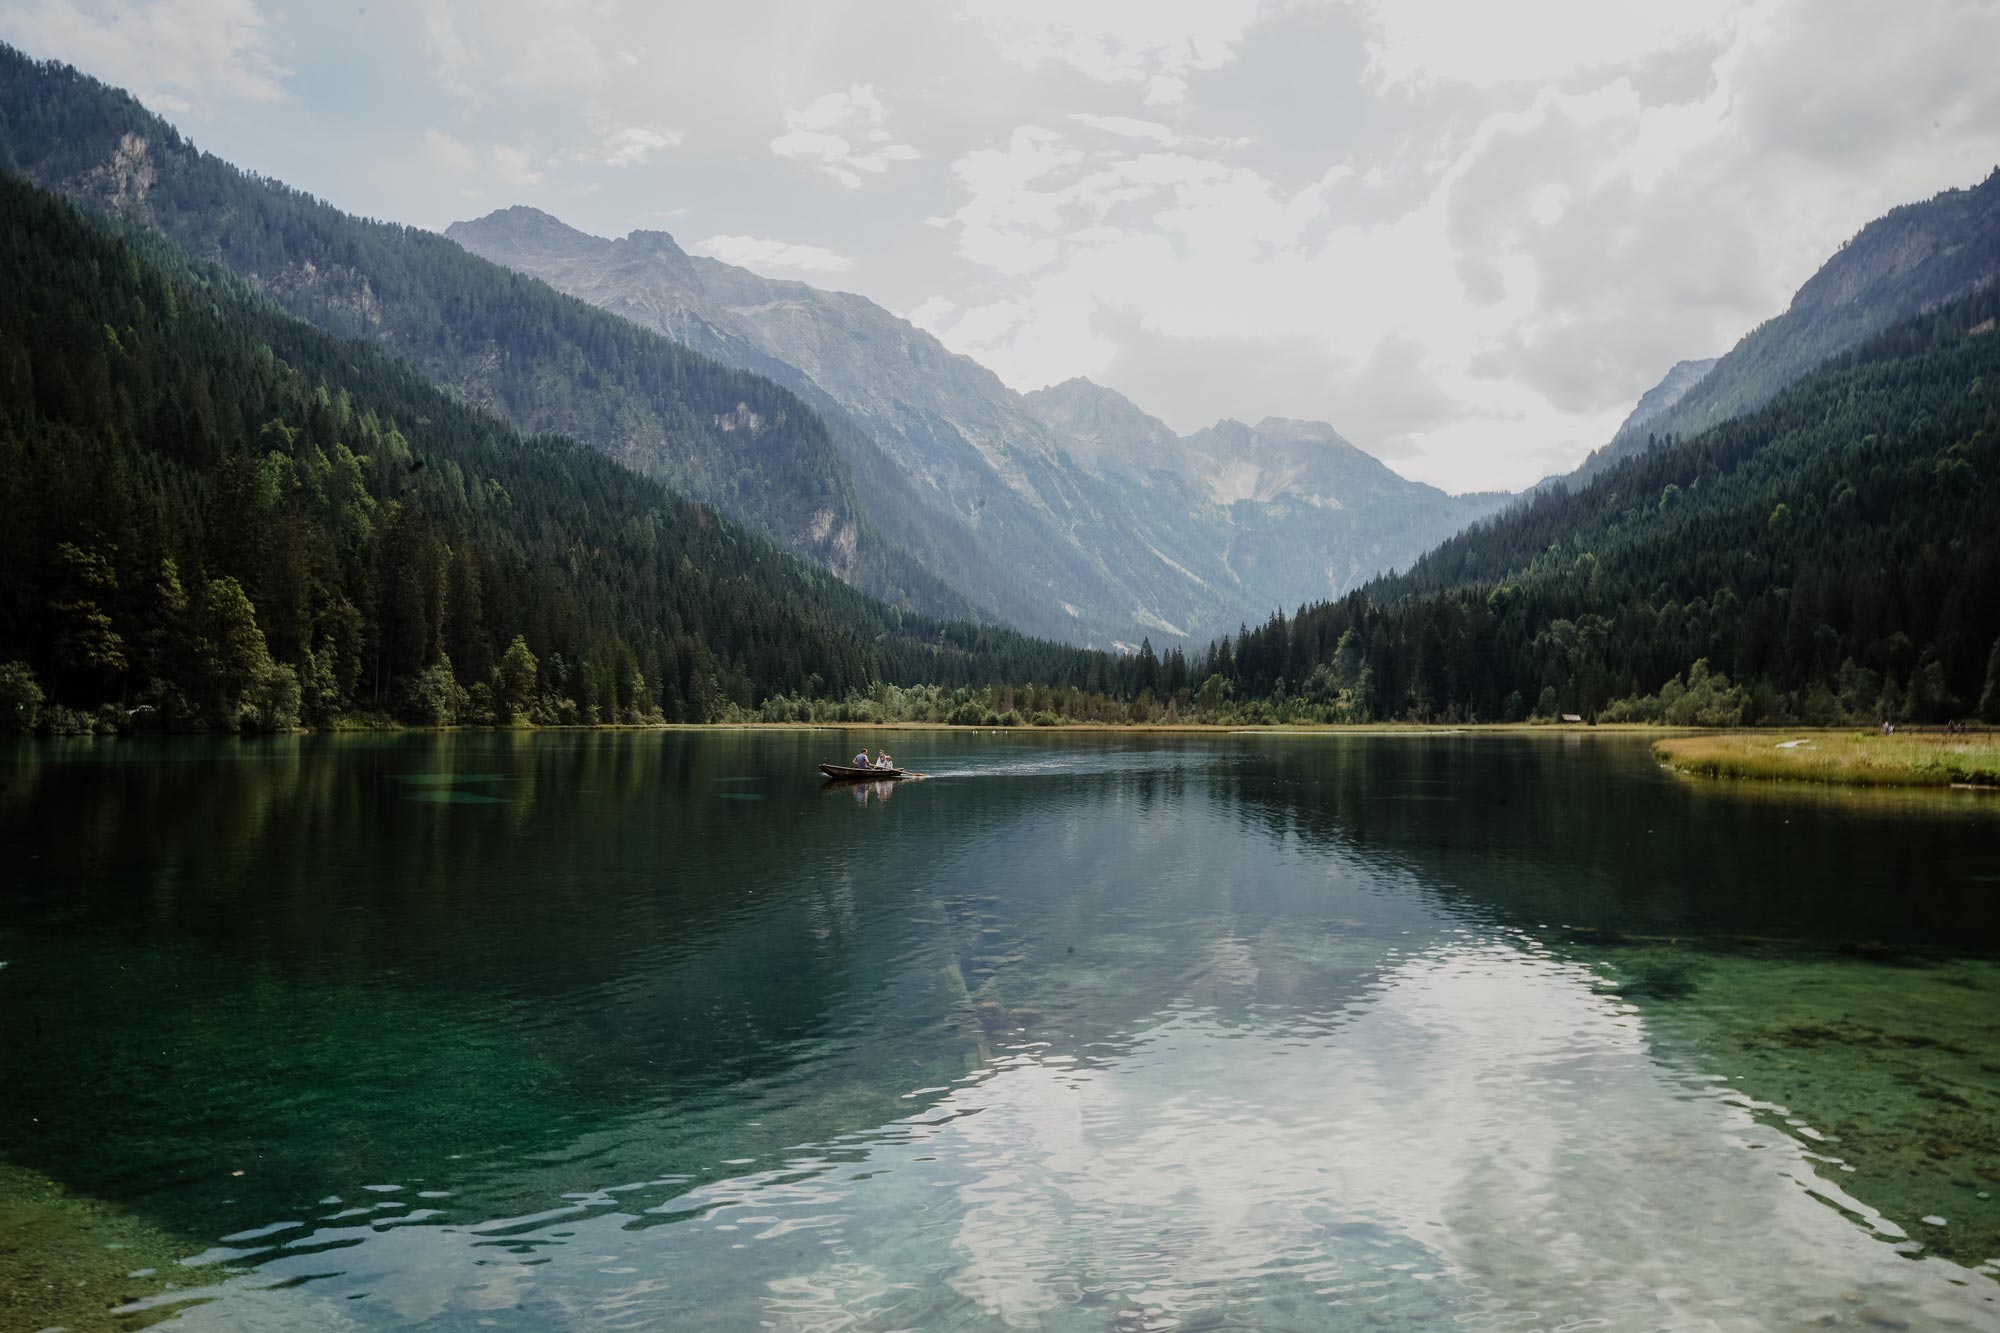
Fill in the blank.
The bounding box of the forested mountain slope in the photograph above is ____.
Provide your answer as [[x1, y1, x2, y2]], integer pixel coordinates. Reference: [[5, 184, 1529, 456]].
[[448, 207, 1243, 646], [1564, 169, 2000, 487], [0, 174, 1111, 730], [0, 44, 973, 622], [1204, 284, 2000, 724]]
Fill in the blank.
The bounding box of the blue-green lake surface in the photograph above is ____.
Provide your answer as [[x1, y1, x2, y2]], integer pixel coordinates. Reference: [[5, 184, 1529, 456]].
[[3, 730, 1998, 1330]]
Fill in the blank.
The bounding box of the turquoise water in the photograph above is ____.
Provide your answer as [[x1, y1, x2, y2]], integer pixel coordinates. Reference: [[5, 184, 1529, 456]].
[[1, 730, 1996, 1330]]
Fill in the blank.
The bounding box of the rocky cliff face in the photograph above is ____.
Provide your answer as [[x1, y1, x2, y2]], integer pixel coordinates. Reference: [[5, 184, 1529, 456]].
[[450, 209, 1509, 644]]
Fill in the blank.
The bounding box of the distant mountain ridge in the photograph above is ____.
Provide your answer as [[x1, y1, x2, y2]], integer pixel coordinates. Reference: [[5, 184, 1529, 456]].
[[1027, 378, 1518, 610], [450, 208, 1510, 643]]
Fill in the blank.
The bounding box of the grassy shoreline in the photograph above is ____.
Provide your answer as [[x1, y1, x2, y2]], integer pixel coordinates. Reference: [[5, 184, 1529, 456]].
[[1655, 731, 2000, 788]]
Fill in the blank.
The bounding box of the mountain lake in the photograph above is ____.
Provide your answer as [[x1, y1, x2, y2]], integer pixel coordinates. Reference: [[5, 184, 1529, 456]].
[[2, 729, 1997, 1331]]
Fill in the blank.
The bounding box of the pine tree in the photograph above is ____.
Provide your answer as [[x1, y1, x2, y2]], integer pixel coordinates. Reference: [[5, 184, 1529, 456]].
[[498, 636, 539, 722]]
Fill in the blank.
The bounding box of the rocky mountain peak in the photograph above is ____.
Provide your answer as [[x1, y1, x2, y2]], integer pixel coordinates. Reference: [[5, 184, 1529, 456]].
[[1181, 415, 1413, 510], [1025, 377, 1184, 472], [449, 204, 586, 242], [445, 206, 607, 269], [1031, 376, 1137, 411], [1250, 417, 1351, 447]]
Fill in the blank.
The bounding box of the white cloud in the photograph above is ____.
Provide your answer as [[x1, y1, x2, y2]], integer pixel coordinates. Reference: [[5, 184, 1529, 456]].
[[577, 123, 684, 169], [501, 22, 602, 92], [490, 144, 545, 188], [926, 0, 2000, 490], [937, 125, 1342, 280], [696, 234, 857, 273], [770, 83, 921, 188], [423, 128, 478, 175], [795, 82, 886, 132], [422, 0, 473, 99], [1069, 113, 1181, 144], [1352, 0, 1742, 89], [0, 0, 284, 110], [906, 294, 958, 332], [939, 126, 1086, 273], [961, 0, 1271, 104], [940, 297, 1038, 353], [26, 0, 1995, 497]]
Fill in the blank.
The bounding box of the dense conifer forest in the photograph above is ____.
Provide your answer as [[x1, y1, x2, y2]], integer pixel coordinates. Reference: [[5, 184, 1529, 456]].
[[0, 45, 980, 624], [1181, 282, 2000, 726], [0, 175, 1120, 732]]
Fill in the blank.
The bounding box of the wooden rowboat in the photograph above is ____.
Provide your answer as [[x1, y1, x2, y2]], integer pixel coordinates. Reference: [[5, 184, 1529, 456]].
[[819, 763, 905, 781]]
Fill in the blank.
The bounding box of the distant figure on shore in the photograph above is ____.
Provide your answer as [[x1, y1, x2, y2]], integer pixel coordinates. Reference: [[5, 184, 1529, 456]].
[[1880, 720, 1895, 735]]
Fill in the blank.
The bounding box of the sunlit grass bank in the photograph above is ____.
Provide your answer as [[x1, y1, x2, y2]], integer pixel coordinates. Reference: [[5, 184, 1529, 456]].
[[0, 1161, 191, 1333], [1655, 731, 2000, 787]]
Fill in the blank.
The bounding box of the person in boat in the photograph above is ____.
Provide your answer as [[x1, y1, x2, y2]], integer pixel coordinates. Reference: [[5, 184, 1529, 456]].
[[875, 750, 893, 771], [851, 748, 873, 769]]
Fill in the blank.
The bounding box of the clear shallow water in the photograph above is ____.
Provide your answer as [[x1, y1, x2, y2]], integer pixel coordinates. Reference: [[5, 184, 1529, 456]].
[[1, 730, 1997, 1331]]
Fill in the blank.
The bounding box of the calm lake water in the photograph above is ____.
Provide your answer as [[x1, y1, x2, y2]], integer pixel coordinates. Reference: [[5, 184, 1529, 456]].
[[3, 729, 1998, 1331]]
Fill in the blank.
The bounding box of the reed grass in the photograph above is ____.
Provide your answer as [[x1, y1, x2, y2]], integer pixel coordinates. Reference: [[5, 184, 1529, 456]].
[[1654, 731, 2000, 788]]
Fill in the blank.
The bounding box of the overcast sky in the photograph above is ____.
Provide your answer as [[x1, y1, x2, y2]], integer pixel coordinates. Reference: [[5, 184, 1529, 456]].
[[5, 0, 1998, 490]]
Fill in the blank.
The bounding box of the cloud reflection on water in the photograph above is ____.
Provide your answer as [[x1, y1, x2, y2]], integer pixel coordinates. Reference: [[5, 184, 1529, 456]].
[[124, 939, 1991, 1331]]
